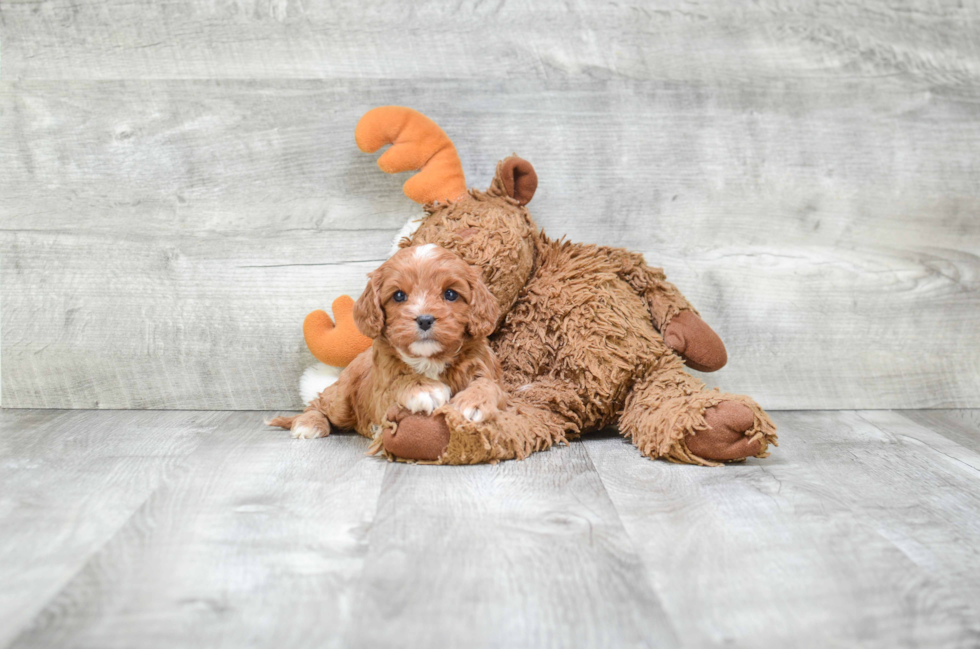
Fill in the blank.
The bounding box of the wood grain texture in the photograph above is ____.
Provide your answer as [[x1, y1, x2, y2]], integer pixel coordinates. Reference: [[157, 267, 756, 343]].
[[3, 1, 980, 83], [586, 410, 980, 648], [345, 444, 678, 649], [3, 1, 980, 410], [6, 411, 386, 649], [902, 409, 980, 456], [0, 410, 222, 648], [6, 409, 980, 647]]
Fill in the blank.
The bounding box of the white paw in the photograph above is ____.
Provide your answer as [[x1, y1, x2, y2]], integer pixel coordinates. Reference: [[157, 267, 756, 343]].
[[401, 383, 452, 415], [292, 423, 326, 440], [462, 406, 485, 422]]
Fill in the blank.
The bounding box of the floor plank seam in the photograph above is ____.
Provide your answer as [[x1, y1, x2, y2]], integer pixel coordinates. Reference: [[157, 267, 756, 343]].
[[2, 413, 225, 648], [8, 470, 179, 646], [856, 411, 980, 476], [579, 439, 685, 646]]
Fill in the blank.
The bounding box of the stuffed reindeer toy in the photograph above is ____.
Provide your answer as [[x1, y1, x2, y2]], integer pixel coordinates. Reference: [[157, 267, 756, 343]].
[[290, 106, 777, 466]]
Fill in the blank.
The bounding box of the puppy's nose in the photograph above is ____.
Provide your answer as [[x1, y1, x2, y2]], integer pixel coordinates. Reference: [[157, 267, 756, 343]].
[[415, 315, 435, 331]]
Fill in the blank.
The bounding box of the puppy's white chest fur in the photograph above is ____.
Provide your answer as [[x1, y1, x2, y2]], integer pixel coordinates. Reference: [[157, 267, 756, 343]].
[[398, 350, 447, 380]]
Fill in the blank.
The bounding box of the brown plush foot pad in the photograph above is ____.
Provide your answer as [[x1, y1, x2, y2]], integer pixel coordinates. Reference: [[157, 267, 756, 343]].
[[382, 413, 451, 461], [663, 311, 728, 373], [685, 401, 762, 461]]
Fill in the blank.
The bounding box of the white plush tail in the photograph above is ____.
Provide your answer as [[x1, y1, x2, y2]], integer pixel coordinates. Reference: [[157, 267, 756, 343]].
[[389, 209, 427, 257], [300, 363, 343, 405]]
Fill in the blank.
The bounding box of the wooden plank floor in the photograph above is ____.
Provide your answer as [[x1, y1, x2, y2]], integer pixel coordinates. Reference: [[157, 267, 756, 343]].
[[2, 409, 979, 648]]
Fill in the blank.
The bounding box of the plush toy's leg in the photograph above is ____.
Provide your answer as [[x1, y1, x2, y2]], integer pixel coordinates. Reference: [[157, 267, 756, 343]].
[[619, 356, 777, 466], [382, 380, 581, 464]]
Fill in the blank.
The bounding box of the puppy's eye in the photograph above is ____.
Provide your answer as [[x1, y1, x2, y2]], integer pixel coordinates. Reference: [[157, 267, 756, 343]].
[[392, 290, 407, 303], [443, 288, 459, 302]]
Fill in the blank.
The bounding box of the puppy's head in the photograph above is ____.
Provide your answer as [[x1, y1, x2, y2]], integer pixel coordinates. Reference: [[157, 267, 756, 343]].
[[353, 244, 499, 358]]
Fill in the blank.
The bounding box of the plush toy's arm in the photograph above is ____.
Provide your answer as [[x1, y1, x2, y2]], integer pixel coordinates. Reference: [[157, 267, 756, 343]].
[[602, 247, 728, 373], [303, 295, 373, 367], [643, 270, 728, 373], [635, 265, 697, 333]]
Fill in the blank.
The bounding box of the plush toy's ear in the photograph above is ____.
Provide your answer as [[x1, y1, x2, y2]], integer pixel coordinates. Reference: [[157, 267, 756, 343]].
[[355, 106, 468, 205], [303, 296, 373, 367], [498, 156, 537, 206], [466, 266, 500, 339], [353, 271, 385, 339]]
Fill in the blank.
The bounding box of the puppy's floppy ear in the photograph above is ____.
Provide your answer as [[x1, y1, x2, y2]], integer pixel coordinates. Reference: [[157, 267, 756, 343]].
[[466, 266, 499, 338], [353, 270, 385, 339]]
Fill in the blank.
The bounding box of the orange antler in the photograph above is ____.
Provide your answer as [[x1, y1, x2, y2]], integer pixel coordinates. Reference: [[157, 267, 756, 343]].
[[355, 106, 468, 204], [303, 296, 373, 367]]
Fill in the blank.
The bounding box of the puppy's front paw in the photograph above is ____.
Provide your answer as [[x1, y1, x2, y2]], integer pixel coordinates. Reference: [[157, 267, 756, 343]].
[[450, 392, 498, 423], [290, 411, 331, 439], [401, 383, 452, 415]]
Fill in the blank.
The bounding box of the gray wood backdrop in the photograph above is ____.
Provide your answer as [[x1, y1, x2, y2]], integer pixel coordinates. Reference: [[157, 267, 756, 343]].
[[2, 0, 979, 410]]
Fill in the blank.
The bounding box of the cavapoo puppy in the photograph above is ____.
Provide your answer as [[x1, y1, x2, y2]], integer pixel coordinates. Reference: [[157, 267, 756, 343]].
[[269, 244, 506, 455]]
